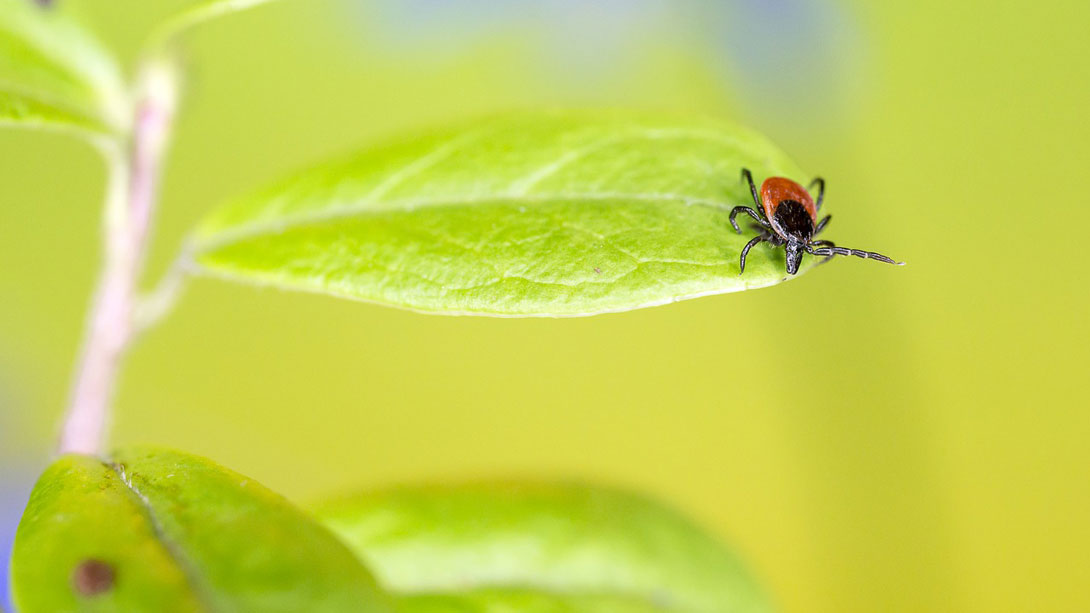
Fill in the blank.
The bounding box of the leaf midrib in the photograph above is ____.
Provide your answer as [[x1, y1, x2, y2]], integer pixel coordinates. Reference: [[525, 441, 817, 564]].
[[196, 260, 777, 318], [0, 84, 111, 135], [107, 461, 221, 613], [195, 191, 733, 254], [195, 118, 764, 252]]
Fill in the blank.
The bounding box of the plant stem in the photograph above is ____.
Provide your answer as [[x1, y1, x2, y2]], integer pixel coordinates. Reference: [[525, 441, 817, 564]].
[[57, 61, 177, 456]]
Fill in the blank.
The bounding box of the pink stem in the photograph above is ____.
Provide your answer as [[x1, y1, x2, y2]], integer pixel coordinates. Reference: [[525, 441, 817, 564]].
[[57, 76, 174, 456]]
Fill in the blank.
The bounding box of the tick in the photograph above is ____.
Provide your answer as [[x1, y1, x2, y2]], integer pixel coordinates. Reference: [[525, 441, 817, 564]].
[[730, 169, 902, 275]]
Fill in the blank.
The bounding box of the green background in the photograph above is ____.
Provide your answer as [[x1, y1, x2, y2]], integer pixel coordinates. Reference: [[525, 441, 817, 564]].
[[2, 1, 1088, 611]]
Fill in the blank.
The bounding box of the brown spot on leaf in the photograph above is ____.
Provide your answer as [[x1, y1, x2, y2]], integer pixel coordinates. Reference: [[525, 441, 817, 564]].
[[33, 0, 54, 7], [72, 559, 115, 596], [594, 267, 602, 274]]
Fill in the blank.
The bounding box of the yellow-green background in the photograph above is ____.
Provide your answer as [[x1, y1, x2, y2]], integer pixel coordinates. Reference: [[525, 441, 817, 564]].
[[2, 1, 1088, 611]]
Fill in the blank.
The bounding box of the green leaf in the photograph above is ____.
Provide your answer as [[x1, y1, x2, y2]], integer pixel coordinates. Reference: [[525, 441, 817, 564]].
[[193, 112, 811, 317], [314, 483, 771, 613], [182, 0, 281, 15], [152, 0, 282, 46], [0, 86, 110, 136], [398, 589, 686, 613], [11, 447, 394, 613], [0, 0, 127, 131]]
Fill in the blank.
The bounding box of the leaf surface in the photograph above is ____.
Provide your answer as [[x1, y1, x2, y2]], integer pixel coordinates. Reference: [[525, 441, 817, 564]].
[[184, 0, 280, 13], [11, 447, 393, 613], [0, 0, 126, 131], [153, 0, 283, 45], [0, 86, 109, 135], [315, 483, 771, 613], [194, 112, 812, 316], [398, 589, 679, 613]]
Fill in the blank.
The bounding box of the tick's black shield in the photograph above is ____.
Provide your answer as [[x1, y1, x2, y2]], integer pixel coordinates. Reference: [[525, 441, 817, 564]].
[[772, 200, 814, 242]]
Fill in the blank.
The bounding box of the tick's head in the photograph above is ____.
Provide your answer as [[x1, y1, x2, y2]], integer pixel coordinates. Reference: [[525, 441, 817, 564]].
[[785, 242, 804, 275]]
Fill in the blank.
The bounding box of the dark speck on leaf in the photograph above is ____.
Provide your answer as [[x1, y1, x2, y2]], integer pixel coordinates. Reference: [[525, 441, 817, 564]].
[[594, 267, 602, 274], [33, 0, 54, 7], [73, 559, 115, 596]]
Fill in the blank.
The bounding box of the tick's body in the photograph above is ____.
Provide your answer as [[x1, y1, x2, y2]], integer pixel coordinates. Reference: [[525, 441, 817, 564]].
[[760, 177, 819, 243], [731, 169, 901, 275]]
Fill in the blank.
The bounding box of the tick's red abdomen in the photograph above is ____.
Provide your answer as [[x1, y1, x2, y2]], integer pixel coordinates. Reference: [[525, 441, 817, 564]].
[[761, 177, 817, 222]]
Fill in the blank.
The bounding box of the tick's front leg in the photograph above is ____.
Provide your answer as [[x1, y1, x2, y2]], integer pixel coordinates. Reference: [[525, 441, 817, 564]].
[[739, 234, 768, 275], [730, 206, 769, 234]]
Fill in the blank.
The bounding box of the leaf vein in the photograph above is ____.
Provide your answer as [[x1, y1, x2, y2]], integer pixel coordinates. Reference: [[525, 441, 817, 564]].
[[197, 192, 731, 253], [107, 462, 221, 612], [362, 124, 497, 203]]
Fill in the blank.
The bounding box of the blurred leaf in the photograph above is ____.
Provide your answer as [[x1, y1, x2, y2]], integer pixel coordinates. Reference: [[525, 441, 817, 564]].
[[153, 0, 282, 46], [0, 86, 110, 136], [0, 0, 126, 131], [315, 483, 771, 613], [185, 0, 279, 12], [11, 447, 393, 613], [193, 112, 810, 316], [398, 589, 683, 613]]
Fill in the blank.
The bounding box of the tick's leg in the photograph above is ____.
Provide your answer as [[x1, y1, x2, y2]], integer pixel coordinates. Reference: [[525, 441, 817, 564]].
[[809, 177, 826, 211], [815, 214, 832, 235], [808, 245, 903, 265], [741, 168, 761, 207], [808, 240, 836, 265], [739, 234, 767, 275], [730, 206, 769, 234]]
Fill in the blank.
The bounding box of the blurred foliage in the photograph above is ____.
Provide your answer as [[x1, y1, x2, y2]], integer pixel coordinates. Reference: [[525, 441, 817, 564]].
[[12, 447, 391, 612], [14, 448, 764, 612], [1, 0, 1089, 611], [0, 87, 110, 136], [0, 0, 126, 128], [317, 482, 769, 612]]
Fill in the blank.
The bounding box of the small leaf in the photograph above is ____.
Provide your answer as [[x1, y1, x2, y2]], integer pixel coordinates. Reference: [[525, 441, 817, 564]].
[[11, 447, 394, 613], [152, 0, 282, 46], [0, 0, 127, 131], [184, 0, 280, 14], [193, 112, 811, 317], [0, 86, 110, 136], [399, 589, 683, 613], [314, 483, 771, 613]]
